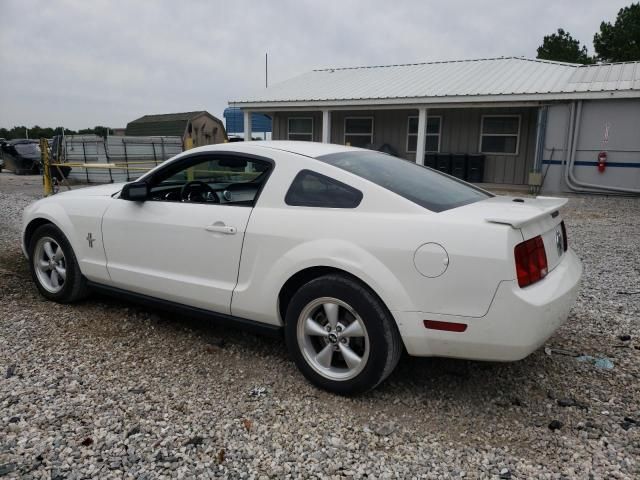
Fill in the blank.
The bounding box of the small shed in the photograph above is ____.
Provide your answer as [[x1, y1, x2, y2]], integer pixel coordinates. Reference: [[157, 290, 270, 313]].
[[125, 111, 227, 147]]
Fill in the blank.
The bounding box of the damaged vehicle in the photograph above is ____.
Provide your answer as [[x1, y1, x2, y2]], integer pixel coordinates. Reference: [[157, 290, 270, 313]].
[[2, 139, 41, 175], [21, 141, 582, 394]]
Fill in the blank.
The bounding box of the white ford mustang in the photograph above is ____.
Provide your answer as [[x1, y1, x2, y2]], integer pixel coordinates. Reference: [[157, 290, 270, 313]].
[[22, 141, 582, 394]]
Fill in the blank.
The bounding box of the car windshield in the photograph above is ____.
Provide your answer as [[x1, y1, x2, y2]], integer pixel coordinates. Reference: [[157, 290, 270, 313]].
[[316, 151, 492, 212]]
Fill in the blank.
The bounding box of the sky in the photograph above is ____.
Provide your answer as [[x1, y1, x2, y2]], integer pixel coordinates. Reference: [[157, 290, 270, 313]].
[[0, 0, 633, 130]]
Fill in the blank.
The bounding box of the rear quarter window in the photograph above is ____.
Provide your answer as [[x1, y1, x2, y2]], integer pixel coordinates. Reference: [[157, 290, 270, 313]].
[[285, 170, 363, 208]]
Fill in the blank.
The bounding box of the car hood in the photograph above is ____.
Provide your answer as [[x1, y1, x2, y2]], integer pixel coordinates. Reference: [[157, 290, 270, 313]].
[[57, 183, 126, 198]]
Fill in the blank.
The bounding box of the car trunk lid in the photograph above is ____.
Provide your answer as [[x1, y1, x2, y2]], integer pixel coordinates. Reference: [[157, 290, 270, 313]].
[[447, 195, 568, 273], [481, 196, 567, 229], [484, 196, 567, 273]]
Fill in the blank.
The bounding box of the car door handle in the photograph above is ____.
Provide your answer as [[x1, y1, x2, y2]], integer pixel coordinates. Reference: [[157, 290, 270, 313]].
[[205, 224, 237, 234]]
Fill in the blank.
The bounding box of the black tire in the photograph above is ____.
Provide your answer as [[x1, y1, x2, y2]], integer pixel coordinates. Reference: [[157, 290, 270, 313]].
[[28, 223, 89, 303], [285, 274, 403, 395]]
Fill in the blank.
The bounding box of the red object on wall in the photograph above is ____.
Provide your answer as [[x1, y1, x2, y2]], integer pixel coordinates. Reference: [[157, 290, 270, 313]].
[[598, 151, 607, 173]]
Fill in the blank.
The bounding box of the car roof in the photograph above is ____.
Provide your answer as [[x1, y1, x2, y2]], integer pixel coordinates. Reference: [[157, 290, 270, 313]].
[[175, 141, 363, 160], [234, 141, 361, 158], [138, 141, 358, 182]]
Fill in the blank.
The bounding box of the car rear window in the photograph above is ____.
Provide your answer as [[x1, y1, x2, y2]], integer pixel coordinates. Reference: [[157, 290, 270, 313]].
[[316, 151, 492, 212]]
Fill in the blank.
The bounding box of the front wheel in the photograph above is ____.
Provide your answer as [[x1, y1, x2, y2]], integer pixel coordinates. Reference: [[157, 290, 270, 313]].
[[285, 274, 403, 395], [28, 223, 89, 303]]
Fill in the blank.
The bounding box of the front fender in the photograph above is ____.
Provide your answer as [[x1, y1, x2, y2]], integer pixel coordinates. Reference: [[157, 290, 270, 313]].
[[22, 199, 78, 258], [22, 196, 112, 282]]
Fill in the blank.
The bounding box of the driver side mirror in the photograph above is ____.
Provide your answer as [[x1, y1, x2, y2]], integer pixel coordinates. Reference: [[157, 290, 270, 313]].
[[121, 181, 148, 201]]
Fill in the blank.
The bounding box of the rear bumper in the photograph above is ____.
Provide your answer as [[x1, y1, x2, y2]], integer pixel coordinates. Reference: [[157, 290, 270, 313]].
[[394, 249, 582, 361]]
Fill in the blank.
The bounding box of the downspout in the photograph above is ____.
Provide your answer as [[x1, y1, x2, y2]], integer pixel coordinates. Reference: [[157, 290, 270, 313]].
[[533, 106, 547, 173], [564, 101, 612, 194], [564, 101, 640, 195], [562, 102, 578, 190], [565, 102, 575, 171], [532, 106, 547, 194]]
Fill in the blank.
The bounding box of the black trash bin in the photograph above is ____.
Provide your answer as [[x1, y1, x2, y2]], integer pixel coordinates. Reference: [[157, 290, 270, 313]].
[[435, 153, 451, 174], [424, 153, 437, 169], [451, 154, 467, 179], [466, 154, 485, 183]]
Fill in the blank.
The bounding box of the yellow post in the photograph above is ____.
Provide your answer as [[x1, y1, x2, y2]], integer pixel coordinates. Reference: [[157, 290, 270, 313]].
[[41, 138, 53, 196]]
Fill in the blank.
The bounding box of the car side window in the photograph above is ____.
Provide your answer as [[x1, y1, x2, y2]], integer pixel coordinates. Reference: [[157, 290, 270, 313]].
[[285, 170, 363, 208], [147, 155, 271, 205]]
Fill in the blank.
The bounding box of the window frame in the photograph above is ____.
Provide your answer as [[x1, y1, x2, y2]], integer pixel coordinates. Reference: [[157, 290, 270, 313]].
[[284, 169, 363, 209], [287, 117, 314, 141], [344, 116, 374, 147], [135, 151, 275, 207], [406, 115, 442, 153], [479, 114, 521, 156]]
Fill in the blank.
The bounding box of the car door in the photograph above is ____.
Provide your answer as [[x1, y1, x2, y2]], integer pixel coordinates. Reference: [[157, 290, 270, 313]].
[[101, 153, 272, 314]]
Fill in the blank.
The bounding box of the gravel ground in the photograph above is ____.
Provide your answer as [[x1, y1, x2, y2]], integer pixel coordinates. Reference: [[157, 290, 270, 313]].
[[1, 174, 639, 479]]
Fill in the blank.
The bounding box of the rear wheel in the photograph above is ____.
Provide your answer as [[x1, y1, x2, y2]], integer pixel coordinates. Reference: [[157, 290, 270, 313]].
[[285, 274, 402, 395], [28, 224, 88, 303]]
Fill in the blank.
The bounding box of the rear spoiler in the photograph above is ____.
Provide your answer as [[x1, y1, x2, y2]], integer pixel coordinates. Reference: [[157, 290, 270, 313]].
[[485, 196, 568, 229]]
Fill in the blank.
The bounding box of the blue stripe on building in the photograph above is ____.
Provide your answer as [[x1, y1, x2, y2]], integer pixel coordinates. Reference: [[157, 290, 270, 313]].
[[543, 160, 640, 168]]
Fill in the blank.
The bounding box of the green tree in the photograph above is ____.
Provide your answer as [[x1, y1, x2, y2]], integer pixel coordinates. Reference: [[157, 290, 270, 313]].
[[594, 3, 640, 62], [0, 125, 79, 140], [78, 126, 112, 138], [537, 28, 594, 64], [29, 125, 56, 139]]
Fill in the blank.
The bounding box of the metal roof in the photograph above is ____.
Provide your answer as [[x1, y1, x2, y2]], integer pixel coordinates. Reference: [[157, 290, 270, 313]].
[[129, 111, 209, 123], [231, 57, 640, 108], [126, 111, 223, 137], [566, 61, 640, 92]]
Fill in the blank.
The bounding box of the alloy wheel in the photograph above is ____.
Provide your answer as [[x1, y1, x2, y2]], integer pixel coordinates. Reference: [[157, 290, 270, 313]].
[[34, 236, 67, 294], [296, 297, 370, 381]]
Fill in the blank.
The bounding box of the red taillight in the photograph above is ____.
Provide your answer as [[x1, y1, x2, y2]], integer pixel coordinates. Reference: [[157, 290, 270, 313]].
[[514, 235, 548, 288], [423, 320, 468, 332], [560, 221, 568, 251]]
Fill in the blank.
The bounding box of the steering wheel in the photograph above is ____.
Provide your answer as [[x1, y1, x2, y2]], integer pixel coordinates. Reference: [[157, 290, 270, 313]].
[[180, 180, 219, 203]]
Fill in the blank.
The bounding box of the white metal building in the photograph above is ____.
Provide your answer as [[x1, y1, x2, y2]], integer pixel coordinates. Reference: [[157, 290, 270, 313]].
[[230, 57, 640, 194]]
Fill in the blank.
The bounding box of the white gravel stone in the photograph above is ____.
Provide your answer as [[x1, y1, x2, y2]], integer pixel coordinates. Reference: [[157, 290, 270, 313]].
[[0, 175, 638, 478]]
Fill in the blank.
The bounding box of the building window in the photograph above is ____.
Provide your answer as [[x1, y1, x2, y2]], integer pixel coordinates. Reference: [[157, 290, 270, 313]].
[[285, 170, 363, 208], [480, 115, 520, 155], [288, 118, 313, 141], [406, 116, 441, 153], [344, 117, 373, 148]]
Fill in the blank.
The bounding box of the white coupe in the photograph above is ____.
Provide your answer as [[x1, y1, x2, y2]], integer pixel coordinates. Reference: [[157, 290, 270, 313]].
[[22, 142, 582, 394]]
